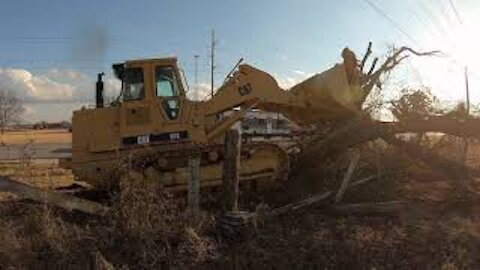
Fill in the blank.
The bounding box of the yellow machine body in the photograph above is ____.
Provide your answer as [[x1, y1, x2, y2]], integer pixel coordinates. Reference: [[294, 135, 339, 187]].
[[65, 53, 363, 190]]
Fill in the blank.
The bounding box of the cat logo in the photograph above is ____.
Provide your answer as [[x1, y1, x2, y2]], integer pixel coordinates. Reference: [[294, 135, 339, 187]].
[[238, 83, 253, 96]]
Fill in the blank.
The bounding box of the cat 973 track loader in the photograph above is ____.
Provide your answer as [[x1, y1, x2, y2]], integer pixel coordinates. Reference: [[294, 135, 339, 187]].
[[59, 49, 366, 191]]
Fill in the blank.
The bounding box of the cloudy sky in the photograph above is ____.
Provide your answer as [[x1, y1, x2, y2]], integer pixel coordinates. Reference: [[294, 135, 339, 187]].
[[0, 0, 478, 122]]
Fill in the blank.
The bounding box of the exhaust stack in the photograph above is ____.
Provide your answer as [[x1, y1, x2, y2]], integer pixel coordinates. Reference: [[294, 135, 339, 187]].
[[96, 72, 105, 108]]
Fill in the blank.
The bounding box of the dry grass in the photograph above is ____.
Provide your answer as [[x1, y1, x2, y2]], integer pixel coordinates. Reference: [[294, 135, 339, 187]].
[[0, 137, 480, 268], [213, 211, 479, 269], [0, 159, 220, 268], [0, 177, 218, 269], [0, 129, 71, 145]]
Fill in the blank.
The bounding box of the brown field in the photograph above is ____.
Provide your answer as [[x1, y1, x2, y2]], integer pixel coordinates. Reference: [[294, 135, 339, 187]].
[[0, 129, 72, 145]]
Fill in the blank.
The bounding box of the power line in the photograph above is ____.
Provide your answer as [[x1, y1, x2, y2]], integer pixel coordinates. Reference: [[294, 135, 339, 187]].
[[448, 0, 463, 24], [405, 0, 432, 33], [0, 35, 125, 41], [0, 59, 112, 63], [363, 0, 478, 107], [361, 0, 420, 47], [419, 0, 455, 44]]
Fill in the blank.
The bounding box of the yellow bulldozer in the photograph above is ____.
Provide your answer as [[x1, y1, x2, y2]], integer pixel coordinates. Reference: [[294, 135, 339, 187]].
[[59, 49, 367, 191]]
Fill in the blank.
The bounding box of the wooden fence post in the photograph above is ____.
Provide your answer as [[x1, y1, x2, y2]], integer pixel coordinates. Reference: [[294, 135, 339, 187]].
[[222, 129, 241, 212], [188, 156, 201, 218]]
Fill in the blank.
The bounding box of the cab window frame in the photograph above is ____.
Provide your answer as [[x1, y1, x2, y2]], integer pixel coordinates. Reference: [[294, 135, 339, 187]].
[[122, 67, 145, 102], [155, 65, 179, 98]]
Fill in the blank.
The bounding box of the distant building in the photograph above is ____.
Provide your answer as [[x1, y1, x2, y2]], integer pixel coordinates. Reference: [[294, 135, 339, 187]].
[[240, 110, 296, 135]]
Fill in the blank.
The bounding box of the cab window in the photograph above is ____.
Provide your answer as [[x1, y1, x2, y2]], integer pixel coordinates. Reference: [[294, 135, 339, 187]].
[[156, 66, 180, 120], [123, 68, 144, 101], [156, 66, 178, 97]]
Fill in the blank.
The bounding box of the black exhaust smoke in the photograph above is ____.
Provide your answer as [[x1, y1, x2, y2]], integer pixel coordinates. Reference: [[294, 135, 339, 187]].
[[96, 72, 105, 108]]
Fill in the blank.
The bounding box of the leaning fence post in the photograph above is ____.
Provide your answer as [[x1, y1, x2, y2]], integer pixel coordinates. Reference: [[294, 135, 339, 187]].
[[222, 129, 241, 212]]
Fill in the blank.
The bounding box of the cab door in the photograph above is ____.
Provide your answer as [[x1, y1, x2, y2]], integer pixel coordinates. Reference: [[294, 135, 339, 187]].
[[119, 63, 154, 141], [154, 65, 184, 123]]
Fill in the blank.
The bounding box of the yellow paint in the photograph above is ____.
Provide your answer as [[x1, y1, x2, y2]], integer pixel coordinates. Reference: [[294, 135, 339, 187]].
[[67, 51, 364, 189]]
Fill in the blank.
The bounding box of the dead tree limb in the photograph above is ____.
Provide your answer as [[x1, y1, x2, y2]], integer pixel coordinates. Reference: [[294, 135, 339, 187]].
[[360, 42, 373, 72], [385, 117, 480, 138], [269, 174, 378, 217], [0, 176, 108, 215], [295, 115, 480, 196], [270, 191, 332, 216], [380, 134, 472, 193], [360, 46, 440, 100], [326, 201, 406, 215], [218, 175, 380, 233], [348, 175, 376, 190], [367, 58, 378, 75], [335, 150, 361, 203]]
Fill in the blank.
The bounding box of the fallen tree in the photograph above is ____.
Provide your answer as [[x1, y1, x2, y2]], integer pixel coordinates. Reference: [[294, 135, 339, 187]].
[[296, 115, 480, 179]]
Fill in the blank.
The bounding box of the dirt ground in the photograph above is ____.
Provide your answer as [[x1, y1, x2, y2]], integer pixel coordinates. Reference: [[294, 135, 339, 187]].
[[0, 160, 74, 202]]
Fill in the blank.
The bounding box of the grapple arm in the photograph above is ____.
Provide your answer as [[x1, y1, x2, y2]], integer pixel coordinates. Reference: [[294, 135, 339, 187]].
[[203, 62, 364, 126]]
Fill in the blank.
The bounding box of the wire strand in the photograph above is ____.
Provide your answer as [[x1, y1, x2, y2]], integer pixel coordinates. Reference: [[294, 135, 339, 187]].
[[361, 0, 420, 47]]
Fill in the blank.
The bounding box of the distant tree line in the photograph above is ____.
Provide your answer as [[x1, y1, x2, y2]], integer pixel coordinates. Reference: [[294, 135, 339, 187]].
[[33, 121, 71, 130]]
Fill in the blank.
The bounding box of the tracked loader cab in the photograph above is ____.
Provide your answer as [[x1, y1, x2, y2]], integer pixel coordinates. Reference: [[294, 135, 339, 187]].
[[113, 58, 186, 122]]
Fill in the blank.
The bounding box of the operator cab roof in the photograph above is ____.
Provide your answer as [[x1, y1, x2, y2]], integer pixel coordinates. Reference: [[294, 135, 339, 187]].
[[112, 57, 178, 80]]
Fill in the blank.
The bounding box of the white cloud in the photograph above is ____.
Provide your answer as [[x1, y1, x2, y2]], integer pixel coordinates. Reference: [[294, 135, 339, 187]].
[[22, 105, 36, 120], [44, 68, 89, 83], [0, 68, 76, 102], [276, 52, 289, 62], [293, 70, 307, 76], [0, 68, 121, 103], [187, 82, 211, 101], [103, 78, 122, 101], [275, 70, 314, 89]]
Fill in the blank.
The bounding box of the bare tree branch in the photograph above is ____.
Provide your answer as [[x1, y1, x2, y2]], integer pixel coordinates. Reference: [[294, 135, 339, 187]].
[[359, 45, 440, 103], [0, 90, 25, 133], [367, 57, 378, 75], [360, 42, 373, 72]]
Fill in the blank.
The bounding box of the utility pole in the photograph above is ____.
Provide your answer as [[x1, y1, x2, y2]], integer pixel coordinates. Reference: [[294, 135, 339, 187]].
[[210, 30, 216, 97], [194, 54, 199, 100]]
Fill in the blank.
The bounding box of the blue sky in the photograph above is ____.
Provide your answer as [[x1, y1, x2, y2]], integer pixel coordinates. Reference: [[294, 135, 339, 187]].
[[0, 0, 478, 122]]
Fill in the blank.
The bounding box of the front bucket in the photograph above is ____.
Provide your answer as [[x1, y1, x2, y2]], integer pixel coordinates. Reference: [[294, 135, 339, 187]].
[[287, 64, 363, 123]]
